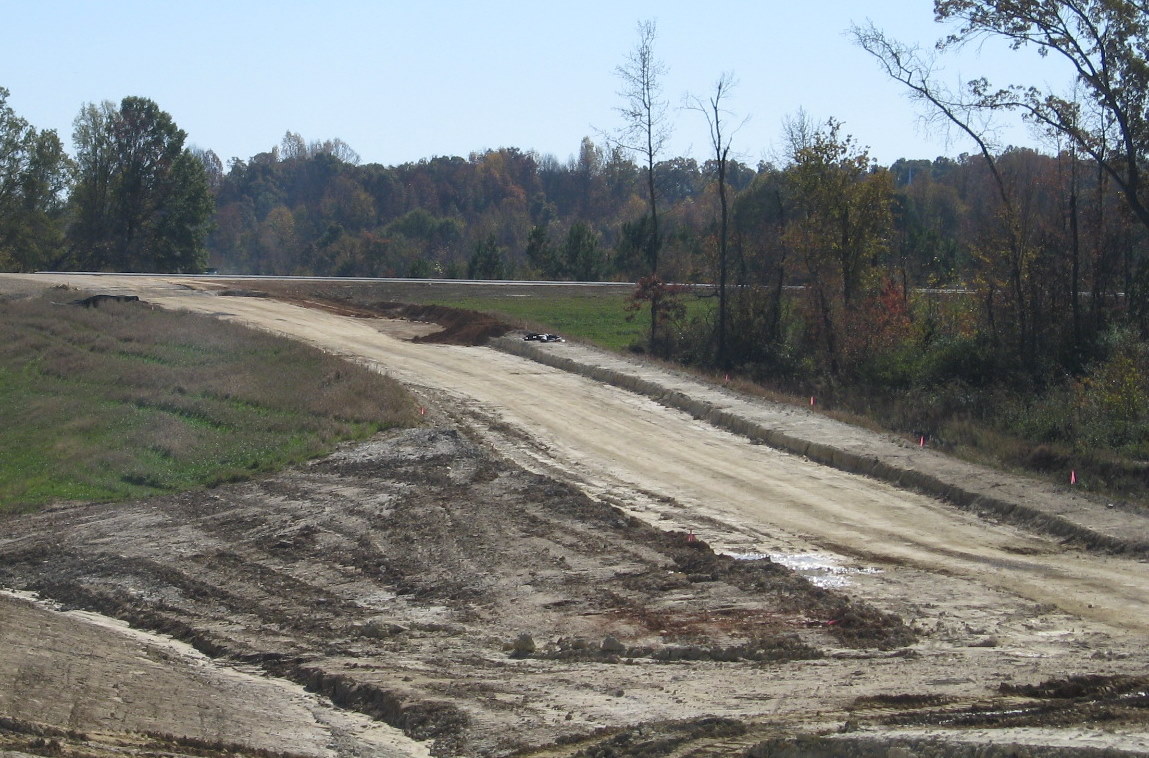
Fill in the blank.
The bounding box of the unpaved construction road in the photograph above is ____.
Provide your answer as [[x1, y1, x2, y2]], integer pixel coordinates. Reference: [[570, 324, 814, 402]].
[[3, 273, 1149, 758]]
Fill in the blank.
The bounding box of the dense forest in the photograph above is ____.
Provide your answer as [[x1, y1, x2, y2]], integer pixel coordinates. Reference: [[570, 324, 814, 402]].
[[4, 0, 1149, 495]]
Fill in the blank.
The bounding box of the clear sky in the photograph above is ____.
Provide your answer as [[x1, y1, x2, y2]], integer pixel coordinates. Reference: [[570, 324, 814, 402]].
[[3, 0, 1068, 169]]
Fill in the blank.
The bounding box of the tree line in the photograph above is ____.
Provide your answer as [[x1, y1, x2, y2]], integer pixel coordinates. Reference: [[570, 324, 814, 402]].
[[4, 1, 1149, 473], [0, 90, 211, 274], [200, 116, 1144, 377]]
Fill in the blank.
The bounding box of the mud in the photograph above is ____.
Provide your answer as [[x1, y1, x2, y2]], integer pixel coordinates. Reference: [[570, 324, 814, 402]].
[[0, 428, 919, 756]]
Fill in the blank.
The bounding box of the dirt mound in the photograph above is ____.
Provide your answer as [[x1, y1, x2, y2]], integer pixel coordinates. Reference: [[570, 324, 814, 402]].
[[72, 293, 142, 307], [399, 303, 510, 345], [309, 297, 511, 345], [0, 427, 915, 755], [215, 279, 512, 345]]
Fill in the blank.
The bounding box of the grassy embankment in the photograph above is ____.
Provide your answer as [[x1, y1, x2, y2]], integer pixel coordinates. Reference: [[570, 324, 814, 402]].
[[0, 290, 418, 513]]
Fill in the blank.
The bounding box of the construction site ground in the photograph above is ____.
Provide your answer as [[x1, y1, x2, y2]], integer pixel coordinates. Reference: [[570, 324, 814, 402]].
[[2, 273, 1149, 758]]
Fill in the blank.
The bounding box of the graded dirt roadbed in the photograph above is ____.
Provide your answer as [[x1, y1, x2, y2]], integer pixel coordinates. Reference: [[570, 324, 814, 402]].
[[3, 274, 1149, 757], [497, 336, 1149, 556]]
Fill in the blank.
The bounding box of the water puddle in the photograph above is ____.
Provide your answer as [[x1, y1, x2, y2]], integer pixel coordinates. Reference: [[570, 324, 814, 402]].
[[727, 551, 882, 588]]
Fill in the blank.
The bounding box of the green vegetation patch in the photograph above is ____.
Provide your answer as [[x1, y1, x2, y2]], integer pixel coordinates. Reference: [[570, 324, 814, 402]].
[[0, 292, 418, 512], [426, 291, 710, 352]]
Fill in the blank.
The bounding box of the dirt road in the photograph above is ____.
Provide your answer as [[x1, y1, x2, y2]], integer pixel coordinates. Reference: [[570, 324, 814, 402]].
[[4, 273, 1149, 757], [72, 274, 1149, 630]]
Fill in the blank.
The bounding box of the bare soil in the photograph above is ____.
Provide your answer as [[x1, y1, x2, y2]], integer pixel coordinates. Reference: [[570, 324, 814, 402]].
[[2, 274, 1149, 758]]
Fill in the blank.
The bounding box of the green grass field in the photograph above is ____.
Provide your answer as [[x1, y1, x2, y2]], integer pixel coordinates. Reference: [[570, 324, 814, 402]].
[[426, 290, 713, 351], [0, 290, 418, 512]]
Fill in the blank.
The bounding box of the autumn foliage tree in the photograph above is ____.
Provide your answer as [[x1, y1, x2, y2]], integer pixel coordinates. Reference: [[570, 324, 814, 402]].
[[858, 0, 1149, 354], [784, 120, 895, 376], [935, 0, 1149, 235]]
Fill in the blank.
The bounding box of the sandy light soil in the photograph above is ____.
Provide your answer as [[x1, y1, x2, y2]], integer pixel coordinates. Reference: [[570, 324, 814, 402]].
[[2, 273, 1149, 758]]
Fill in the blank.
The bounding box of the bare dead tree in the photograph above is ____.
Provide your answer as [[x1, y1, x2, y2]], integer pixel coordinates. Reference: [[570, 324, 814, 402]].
[[687, 73, 746, 369], [612, 19, 673, 352]]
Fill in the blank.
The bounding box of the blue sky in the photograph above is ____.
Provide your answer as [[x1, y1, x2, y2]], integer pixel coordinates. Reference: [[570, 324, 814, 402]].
[[4, 1, 1066, 168]]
